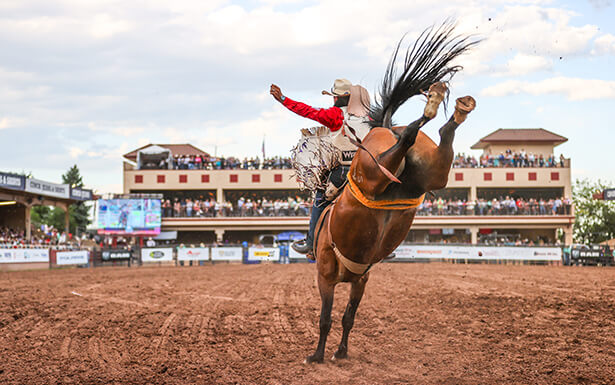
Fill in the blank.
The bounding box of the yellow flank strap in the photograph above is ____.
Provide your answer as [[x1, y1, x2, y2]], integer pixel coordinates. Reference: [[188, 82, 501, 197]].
[[347, 172, 425, 210]]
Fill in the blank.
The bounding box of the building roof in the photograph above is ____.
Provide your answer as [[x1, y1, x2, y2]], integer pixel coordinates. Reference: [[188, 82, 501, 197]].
[[471, 128, 568, 149], [123, 144, 210, 161]]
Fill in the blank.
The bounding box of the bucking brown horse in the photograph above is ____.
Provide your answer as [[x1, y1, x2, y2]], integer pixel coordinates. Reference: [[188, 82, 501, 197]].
[[305, 24, 478, 363]]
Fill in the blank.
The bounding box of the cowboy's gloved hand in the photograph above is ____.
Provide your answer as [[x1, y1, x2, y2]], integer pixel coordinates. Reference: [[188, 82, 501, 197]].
[[270, 84, 285, 103]]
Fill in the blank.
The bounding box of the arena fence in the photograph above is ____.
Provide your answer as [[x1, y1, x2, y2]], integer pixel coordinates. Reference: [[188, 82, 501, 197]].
[[2, 243, 613, 270]]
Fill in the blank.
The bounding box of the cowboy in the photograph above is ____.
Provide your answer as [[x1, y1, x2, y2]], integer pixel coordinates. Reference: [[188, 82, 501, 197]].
[[270, 79, 370, 258]]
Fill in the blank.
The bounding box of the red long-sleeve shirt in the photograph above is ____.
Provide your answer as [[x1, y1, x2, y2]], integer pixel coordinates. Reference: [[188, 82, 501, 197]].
[[282, 97, 344, 132]]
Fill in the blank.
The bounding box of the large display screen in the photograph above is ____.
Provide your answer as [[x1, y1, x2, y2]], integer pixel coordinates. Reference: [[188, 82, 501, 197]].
[[97, 199, 161, 235]]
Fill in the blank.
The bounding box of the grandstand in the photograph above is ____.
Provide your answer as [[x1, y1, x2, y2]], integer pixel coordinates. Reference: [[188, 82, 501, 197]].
[[121, 128, 573, 246]]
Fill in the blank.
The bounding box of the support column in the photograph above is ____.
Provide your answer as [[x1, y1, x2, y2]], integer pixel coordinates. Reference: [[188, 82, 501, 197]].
[[470, 226, 479, 245], [64, 205, 70, 234], [469, 186, 477, 201], [564, 226, 573, 246], [217, 188, 224, 203], [25, 205, 32, 242], [215, 229, 225, 243]]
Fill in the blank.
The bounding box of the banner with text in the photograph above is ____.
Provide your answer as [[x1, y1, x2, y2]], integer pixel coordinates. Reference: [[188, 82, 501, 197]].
[[56, 250, 89, 265], [211, 247, 243, 261], [141, 247, 173, 262], [177, 247, 210, 261], [70, 187, 93, 201], [101, 249, 132, 261], [393, 245, 562, 261], [0, 172, 25, 191], [248, 247, 280, 262], [0, 248, 49, 263], [25, 178, 70, 199]]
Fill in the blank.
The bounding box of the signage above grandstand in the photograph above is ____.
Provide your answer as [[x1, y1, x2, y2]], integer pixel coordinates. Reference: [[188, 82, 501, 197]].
[[70, 187, 93, 201], [0, 172, 25, 191], [25, 178, 70, 199]]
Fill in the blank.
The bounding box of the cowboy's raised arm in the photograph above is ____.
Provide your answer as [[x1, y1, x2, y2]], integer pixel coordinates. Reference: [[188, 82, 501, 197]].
[[270, 84, 343, 131]]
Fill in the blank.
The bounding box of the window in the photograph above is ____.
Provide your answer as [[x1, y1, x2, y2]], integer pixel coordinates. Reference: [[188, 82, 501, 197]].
[[201, 174, 210, 183], [483, 172, 492, 181], [551, 172, 560, 181], [157, 175, 165, 183], [135, 175, 143, 183], [179, 175, 187, 183], [455, 172, 463, 181], [506, 172, 514, 181], [230, 174, 238, 183], [528, 172, 537, 181], [252, 174, 260, 183], [274, 174, 283, 183]]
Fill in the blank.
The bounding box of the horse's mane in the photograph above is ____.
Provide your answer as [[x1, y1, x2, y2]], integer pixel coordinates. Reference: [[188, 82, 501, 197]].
[[368, 22, 479, 129]]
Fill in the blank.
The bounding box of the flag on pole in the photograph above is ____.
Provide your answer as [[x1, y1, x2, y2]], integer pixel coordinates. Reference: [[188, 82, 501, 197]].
[[261, 135, 266, 160]]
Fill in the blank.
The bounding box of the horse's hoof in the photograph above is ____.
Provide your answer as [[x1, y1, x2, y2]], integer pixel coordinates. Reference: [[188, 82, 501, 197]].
[[332, 350, 348, 360], [453, 96, 476, 124], [423, 82, 447, 119], [304, 354, 324, 364]]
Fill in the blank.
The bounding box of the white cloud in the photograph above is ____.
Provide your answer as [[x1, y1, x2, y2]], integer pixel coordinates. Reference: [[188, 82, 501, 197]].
[[481, 77, 615, 100], [592, 33, 615, 55], [0, 118, 9, 130], [498, 53, 553, 76], [69, 146, 84, 158], [89, 14, 133, 38]]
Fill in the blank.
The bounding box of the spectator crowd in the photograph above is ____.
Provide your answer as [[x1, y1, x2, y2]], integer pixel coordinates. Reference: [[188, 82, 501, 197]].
[[141, 150, 567, 171], [453, 150, 567, 168], [417, 196, 572, 216], [145, 155, 293, 170], [0, 226, 80, 248], [161, 194, 572, 218], [162, 196, 313, 218]]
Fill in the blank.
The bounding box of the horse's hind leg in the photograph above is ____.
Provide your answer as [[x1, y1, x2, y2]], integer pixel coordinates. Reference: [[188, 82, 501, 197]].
[[427, 96, 476, 191], [305, 274, 335, 364], [333, 274, 369, 360]]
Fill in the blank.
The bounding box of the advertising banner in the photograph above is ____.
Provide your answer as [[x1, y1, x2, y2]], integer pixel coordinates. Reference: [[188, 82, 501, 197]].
[[0, 172, 25, 191], [141, 247, 173, 262], [70, 187, 93, 201], [393, 245, 562, 261], [56, 250, 89, 265], [101, 249, 132, 261], [604, 188, 615, 201], [248, 247, 280, 262], [177, 247, 210, 261], [25, 178, 70, 199], [0, 248, 49, 263], [211, 247, 243, 261]]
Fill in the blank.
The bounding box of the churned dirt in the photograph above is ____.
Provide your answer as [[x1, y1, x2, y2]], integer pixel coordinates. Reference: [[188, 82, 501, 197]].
[[1, 262, 615, 384]]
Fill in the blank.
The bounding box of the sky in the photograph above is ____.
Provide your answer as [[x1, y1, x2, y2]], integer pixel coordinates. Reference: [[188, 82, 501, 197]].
[[1, 0, 614, 193]]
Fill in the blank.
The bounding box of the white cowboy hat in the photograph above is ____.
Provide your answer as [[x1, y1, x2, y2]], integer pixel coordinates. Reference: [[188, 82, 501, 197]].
[[322, 78, 352, 96]]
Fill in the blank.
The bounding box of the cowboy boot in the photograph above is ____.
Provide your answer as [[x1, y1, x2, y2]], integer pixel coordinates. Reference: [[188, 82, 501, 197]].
[[453, 96, 476, 124], [424, 82, 447, 119]]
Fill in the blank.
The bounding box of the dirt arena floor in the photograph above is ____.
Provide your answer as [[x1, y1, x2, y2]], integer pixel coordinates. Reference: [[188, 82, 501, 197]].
[[1, 263, 615, 384]]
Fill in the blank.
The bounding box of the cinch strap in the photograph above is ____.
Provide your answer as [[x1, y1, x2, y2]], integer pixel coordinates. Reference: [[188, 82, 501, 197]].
[[346, 172, 425, 210], [326, 202, 373, 276]]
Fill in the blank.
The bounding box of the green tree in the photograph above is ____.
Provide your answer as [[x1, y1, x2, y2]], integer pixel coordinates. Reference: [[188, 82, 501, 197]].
[[62, 165, 91, 235], [573, 179, 615, 244]]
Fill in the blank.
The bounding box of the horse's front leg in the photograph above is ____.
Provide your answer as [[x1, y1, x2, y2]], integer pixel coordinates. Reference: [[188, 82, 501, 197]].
[[305, 273, 335, 364], [333, 273, 369, 360]]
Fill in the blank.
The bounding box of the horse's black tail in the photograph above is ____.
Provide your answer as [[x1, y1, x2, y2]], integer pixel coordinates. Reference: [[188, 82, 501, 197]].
[[369, 22, 479, 129]]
